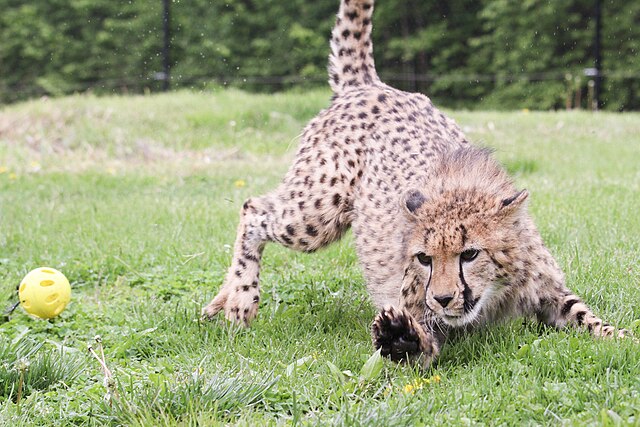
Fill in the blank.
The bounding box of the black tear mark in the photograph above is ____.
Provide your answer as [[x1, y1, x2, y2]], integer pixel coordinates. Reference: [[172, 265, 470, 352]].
[[459, 259, 474, 313]]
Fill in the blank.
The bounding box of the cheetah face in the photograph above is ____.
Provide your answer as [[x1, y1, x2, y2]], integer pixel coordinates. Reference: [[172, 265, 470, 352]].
[[403, 185, 528, 327], [410, 247, 501, 326]]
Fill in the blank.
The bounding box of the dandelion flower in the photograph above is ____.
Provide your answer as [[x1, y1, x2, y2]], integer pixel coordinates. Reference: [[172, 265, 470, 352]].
[[234, 179, 246, 188], [16, 358, 30, 371], [401, 376, 440, 394]]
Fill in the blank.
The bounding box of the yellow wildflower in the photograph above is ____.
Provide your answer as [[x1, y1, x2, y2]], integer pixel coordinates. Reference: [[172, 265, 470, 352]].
[[234, 179, 246, 188], [9, 173, 17, 180], [0, 166, 7, 174], [402, 376, 441, 394], [403, 379, 423, 394], [403, 383, 416, 394]]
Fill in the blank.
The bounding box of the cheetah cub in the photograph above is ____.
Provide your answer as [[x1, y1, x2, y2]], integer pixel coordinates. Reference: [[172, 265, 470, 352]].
[[203, 0, 630, 367]]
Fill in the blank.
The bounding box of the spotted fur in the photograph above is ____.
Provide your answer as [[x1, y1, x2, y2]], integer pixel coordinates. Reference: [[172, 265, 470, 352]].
[[203, 0, 630, 365]]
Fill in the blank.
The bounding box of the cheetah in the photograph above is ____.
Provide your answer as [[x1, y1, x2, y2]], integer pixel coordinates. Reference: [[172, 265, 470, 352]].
[[203, 0, 630, 367]]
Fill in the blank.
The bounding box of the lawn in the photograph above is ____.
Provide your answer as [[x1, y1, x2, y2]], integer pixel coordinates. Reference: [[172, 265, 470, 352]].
[[1, 89, 639, 426]]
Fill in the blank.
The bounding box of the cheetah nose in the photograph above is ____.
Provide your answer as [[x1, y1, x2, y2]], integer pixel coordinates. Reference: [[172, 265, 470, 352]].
[[434, 295, 454, 308]]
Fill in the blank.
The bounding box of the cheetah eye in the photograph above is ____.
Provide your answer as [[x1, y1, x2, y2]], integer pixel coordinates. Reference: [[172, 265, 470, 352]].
[[460, 249, 480, 262], [416, 252, 432, 267]]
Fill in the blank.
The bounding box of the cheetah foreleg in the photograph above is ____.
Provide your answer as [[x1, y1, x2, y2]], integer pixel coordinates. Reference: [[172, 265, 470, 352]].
[[371, 306, 444, 368], [202, 199, 266, 326], [538, 290, 631, 339]]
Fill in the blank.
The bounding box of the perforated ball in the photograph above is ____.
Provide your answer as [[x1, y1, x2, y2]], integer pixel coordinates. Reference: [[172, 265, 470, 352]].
[[19, 267, 71, 319]]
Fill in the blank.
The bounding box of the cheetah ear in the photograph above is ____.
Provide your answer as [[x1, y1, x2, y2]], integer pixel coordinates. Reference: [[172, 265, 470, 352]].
[[403, 190, 427, 217], [498, 189, 529, 215]]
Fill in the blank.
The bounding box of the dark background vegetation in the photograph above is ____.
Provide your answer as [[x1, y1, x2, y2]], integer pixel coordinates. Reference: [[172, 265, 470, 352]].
[[1, 0, 639, 110]]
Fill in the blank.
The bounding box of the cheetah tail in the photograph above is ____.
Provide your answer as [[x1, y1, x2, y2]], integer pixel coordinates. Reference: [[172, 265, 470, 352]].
[[328, 0, 381, 94]]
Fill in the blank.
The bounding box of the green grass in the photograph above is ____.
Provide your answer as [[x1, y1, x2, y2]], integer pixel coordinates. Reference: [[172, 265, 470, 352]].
[[1, 89, 639, 426]]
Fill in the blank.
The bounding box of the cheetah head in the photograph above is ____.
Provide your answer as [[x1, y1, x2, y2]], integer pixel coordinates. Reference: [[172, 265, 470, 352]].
[[402, 148, 531, 327]]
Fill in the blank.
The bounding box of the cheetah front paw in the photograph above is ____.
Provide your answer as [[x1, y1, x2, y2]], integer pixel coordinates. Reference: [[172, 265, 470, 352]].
[[371, 306, 438, 365], [202, 285, 260, 326], [599, 326, 636, 341]]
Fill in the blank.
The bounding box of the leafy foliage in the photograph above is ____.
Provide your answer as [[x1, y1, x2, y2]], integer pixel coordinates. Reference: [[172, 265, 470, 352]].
[[1, 0, 638, 109]]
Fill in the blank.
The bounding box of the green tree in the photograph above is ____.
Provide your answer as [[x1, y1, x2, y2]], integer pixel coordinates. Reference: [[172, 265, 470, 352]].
[[0, 0, 638, 110]]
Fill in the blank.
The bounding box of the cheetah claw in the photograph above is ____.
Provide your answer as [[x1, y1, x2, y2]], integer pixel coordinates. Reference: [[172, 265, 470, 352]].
[[372, 306, 433, 362], [202, 288, 259, 327]]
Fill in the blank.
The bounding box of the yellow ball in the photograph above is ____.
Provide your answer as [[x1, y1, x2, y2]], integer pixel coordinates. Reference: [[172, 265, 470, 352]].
[[19, 267, 71, 319]]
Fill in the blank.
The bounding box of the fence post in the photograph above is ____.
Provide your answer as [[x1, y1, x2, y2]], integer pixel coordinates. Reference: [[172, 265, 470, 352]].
[[162, 0, 171, 91], [593, 0, 602, 110]]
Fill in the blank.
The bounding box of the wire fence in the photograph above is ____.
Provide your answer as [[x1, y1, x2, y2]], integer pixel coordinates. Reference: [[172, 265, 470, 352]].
[[6, 69, 640, 99]]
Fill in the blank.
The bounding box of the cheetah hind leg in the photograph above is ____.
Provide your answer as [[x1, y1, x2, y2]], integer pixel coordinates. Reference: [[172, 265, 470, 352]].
[[372, 306, 442, 368]]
